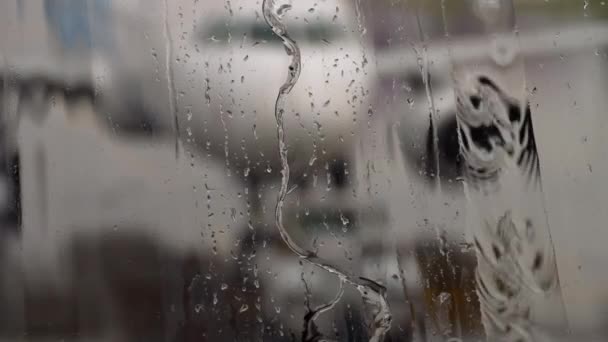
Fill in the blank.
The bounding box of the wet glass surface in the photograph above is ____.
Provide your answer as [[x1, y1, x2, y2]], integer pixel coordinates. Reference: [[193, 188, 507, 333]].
[[1, 0, 608, 341]]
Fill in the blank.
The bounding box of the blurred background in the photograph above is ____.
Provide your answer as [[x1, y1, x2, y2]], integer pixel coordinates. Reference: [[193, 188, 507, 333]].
[[0, 0, 607, 341]]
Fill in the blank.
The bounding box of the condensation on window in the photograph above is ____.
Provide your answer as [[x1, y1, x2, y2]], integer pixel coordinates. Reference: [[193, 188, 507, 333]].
[[0, 0, 607, 341]]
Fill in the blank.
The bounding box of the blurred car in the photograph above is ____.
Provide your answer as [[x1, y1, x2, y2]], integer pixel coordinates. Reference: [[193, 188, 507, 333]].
[[169, 0, 376, 187]]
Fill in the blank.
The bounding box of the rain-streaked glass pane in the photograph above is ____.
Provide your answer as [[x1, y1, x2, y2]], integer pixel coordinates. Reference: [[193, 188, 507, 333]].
[[1, 0, 607, 341]]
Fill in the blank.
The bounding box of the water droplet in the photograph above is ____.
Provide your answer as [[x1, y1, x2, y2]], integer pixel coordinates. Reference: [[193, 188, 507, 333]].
[[340, 212, 350, 226], [438, 292, 451, 305]]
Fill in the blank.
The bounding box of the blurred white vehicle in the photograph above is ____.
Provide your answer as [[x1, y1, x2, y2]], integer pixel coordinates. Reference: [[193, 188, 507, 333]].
[[169, 0, 376, 185]]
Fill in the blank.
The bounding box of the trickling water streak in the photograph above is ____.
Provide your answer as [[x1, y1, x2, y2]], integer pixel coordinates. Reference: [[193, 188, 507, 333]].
[[262, 1, 391, 340], [162, 0, 180, 159], [414, 9, 442, 194], [218, 103, 231, 177], [262, 0, 306, 257], [354, 0, 367, 36], [440, 0, 473, 301], [449, 0, 570, 333], [413, 11, 462, 336], [440, 0, 450, 39], [303, 279, 345, 342], [394, 245, 422, 341]]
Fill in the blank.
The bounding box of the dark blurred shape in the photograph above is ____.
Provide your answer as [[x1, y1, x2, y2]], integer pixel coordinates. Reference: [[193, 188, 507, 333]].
[[1, 228, 264, 341], [75, 232, 167, 340], [0, 152, 21, 230], [414, 237, 482, 340], [0, 78, 20, 233], [425, 113, 463, 191]]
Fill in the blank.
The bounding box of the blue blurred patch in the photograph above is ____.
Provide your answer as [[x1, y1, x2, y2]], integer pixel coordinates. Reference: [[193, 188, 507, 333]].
[[44, 0, 112, 50]]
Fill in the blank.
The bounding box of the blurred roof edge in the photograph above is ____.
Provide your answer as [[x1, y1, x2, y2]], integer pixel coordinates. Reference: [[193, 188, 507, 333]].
[[376, 21, 608, 75]]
